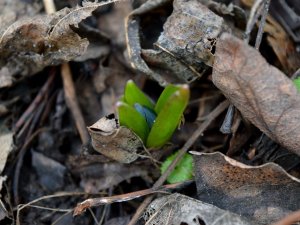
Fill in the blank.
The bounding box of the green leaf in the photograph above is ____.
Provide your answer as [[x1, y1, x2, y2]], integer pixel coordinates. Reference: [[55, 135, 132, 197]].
[[124, 80, 155, 109], [160, 151, 193, 183], [146, 85, 190, 148], [293, 77, 300, 92], [155, 85, 180, 114], [117, 101, 149, 143]]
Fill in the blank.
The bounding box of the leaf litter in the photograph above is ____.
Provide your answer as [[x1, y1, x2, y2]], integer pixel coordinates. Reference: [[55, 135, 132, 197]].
[[0, 0, 120, 88], [212, 33, 300, 156], [0, 0, 300, 224]]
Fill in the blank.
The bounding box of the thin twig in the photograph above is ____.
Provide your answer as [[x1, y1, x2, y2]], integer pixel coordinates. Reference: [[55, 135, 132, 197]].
[[16, 191, 104, 225], [127, 100, 229, 225], [255, 0, 271, 49], [74, 181, 192, 216], [42, 0, 56, 14], [14, 70, 55, 132], [61, 63, 89, 144], [245, 0, 264, 42], [43, 0, 89, 145], [51, 211, 73, 225]]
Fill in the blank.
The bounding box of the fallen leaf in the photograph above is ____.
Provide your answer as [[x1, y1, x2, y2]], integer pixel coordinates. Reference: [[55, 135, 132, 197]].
[[0, 0, 119, 88], [125, 0, 225, 84], [193, 152, 300, 224], [88, 114, 144, 163], [144, 193, 252, 225], [212, 33, 300, 156]]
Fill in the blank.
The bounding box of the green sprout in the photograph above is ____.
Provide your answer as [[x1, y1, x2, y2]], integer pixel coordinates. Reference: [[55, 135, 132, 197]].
[[117, 80, 190, 148], [160, 151, 193, 183]]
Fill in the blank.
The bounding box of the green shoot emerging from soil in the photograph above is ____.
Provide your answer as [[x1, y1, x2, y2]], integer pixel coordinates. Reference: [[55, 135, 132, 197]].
[[117, 80, 190, 148]]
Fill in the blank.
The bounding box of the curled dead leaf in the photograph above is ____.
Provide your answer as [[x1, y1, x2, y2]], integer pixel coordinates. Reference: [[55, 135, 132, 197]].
[[87, 114, 143, 163], [0, 0, 119, 88], [125, 0, 225, 84], [192, 152, 300, 224], [212, 33, 300, 156]]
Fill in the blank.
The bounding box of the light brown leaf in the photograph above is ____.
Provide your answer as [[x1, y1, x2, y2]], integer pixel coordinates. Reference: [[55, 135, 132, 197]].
[[88, 114, 143, 163], [212, 33, 300, 156]]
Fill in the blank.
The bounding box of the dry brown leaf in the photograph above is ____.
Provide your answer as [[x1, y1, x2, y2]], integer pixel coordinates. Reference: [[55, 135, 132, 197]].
[[88, 114, 143, 163], [0, 0, 119, 88], [193, 152, 300, 224], [144, 193, 252, 225], [212, 33, 300, 156], [125, 0, 225, 84]]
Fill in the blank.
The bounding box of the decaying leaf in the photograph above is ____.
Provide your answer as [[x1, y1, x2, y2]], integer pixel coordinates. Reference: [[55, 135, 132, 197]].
[[88, 114, 144, 163], [212, 33, 300, 156], [125, 0, 225, 84], [193, 152, 300, 224], [0, 0, 118, 88], [144, 193, 252, 225]]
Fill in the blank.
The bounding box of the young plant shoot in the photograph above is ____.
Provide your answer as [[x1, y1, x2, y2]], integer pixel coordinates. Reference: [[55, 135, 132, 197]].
[[117, 80, 190, 148], [160, 151, 193, 183]]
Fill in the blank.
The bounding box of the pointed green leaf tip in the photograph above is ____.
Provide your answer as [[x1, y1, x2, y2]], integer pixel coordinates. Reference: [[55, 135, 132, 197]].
[[160, 151, 193, 183], [124, 80, 155, 109], [146, 85, 190, 148], [117, 101, 149, 142], [155, 85, 180, 114]]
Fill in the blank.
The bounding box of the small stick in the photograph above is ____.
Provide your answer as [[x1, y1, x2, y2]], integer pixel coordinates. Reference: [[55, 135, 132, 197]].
[[43, 0, 89, 144], [127, 100, 229, 225], [73, 181, 192, 216], [61, 63, 89, 144], [255, 0, 271, 50], [14, 70, 55, 132], [244, 0, 264, 42], [42, 0, 56, 14]]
